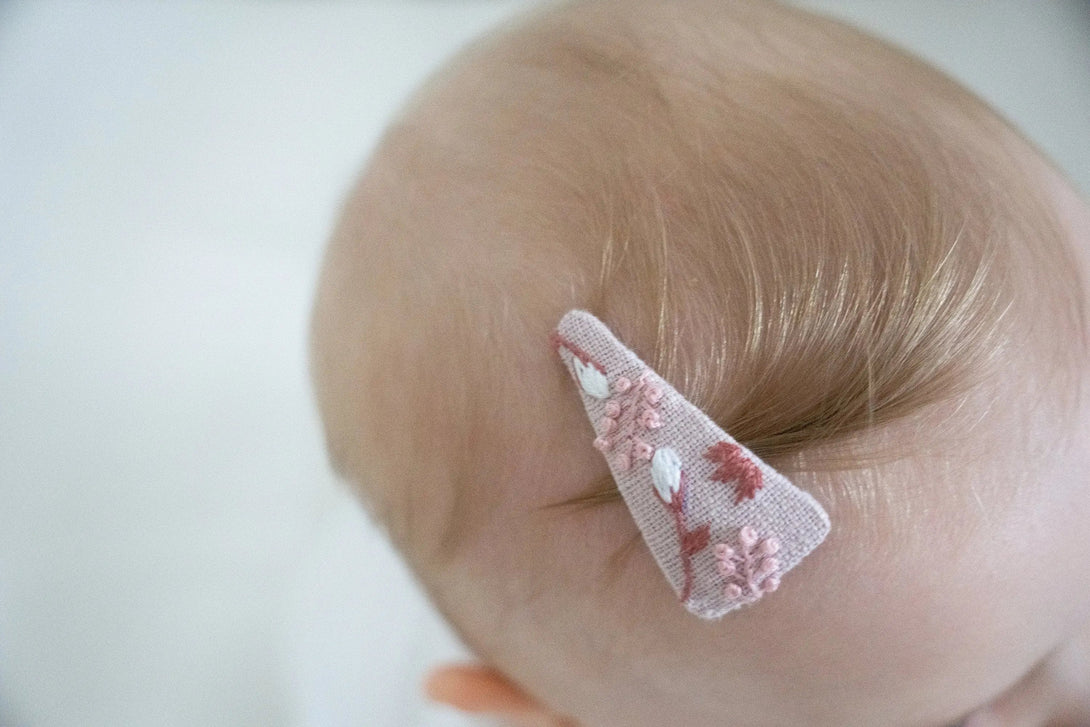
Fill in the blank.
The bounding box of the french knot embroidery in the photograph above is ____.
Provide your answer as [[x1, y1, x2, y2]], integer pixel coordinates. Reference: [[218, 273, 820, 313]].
[[715, 526, 781, 604], [551, 310, 832, 619], [592, 370, 664, 472]]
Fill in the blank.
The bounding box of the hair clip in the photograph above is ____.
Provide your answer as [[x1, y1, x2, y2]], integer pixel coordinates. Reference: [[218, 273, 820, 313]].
[[551, 309, 830, 619]]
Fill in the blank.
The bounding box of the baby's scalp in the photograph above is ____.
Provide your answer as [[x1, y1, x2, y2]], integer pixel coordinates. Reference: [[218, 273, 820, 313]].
[[309, 1, 1090, 725]]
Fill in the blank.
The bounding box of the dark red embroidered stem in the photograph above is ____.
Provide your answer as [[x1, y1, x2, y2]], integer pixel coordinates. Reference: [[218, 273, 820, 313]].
[[549, 330, 606, 374], [667, 500, 693, 602], [659, 471, 710, 604]]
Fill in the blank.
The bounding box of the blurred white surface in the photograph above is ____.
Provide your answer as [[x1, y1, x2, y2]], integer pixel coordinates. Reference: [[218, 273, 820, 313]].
[[0, 2, 1086, 727], [0, 3, 532, 726]]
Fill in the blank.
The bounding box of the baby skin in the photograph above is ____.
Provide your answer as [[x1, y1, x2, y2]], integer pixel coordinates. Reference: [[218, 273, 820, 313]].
[[309, 1, 1090, 725]]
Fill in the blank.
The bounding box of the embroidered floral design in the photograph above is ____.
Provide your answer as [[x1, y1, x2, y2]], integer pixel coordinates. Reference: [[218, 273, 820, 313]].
[[550, 330, 610, 399], [551, 332, 664, 472], [591, 371, 664, 472], [715, 526, 781, 604], [572, 357, 609, 398], [705, 441, 764, 504], [652, 449, 709, 604], [650, 447, 683, 503]]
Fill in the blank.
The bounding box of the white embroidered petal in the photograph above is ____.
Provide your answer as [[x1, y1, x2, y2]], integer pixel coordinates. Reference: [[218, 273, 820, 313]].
[[650, 447, 683, 503], [573, 357, 610, 399]]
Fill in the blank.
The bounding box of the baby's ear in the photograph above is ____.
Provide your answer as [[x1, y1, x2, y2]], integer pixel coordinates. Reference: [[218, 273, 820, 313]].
[[423, 663, 569, 726]]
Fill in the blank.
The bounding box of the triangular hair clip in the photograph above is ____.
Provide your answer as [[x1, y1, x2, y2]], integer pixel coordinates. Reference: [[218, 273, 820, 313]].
[[551, 309, 830, 619]]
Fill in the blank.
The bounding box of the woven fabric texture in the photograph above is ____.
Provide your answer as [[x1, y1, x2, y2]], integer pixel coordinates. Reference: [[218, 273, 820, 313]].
[[553, 309, 830, 619]]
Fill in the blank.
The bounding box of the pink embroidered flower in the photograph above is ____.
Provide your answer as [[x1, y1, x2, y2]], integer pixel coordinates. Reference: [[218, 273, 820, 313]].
[[643, 383, 664, 405], [613, 451, 632, 472], [593, 368, 665, 473], [715, 527, 781, 603], [638, 407, 662, 429]]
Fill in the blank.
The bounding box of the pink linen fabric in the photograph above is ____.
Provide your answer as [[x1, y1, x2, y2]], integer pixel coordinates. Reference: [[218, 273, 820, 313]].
[[552, 309, 830, 619]]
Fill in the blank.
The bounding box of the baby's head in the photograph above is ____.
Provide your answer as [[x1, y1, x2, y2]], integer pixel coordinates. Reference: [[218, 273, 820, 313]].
[[309, 1, 1090, 725]]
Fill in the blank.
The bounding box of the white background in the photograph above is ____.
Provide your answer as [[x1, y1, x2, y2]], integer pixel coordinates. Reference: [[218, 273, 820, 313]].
[[1, 2, 1087, 726]]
